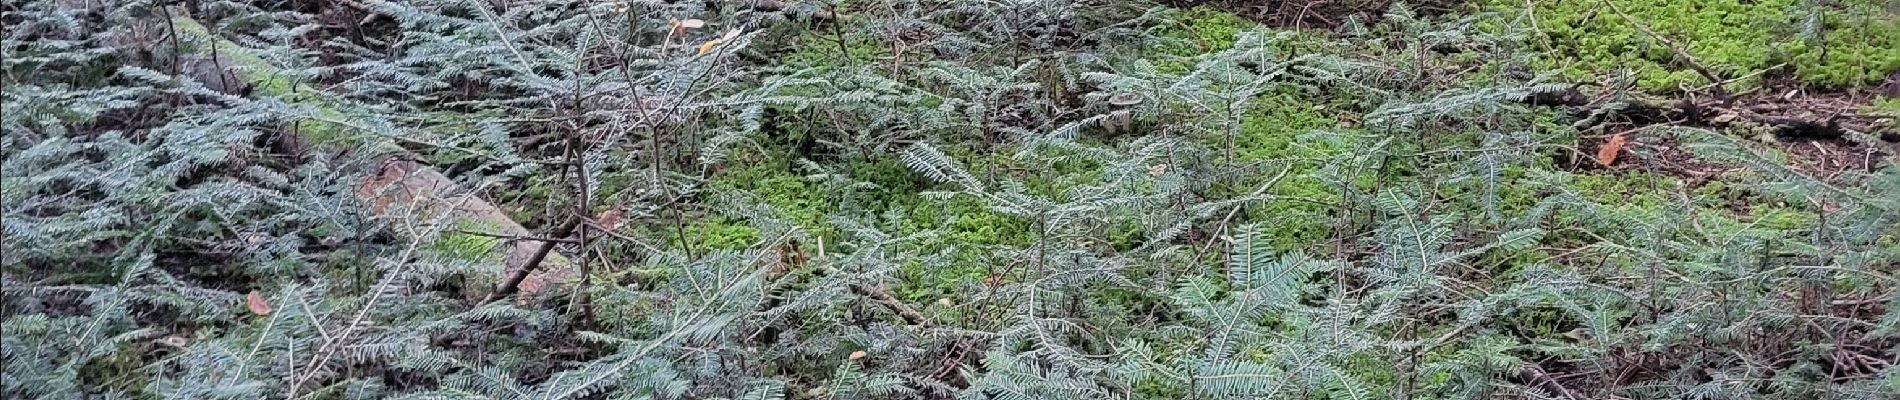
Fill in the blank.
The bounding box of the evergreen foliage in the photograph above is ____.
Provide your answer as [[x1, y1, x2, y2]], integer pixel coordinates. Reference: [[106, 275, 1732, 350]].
[[4, 0, 1895, 399]]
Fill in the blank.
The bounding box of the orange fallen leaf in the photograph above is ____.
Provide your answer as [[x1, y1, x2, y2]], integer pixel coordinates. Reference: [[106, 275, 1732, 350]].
[[246, 290, 272, 316], [1596, 133, 1626, 166], [697, 29, 742, 56]]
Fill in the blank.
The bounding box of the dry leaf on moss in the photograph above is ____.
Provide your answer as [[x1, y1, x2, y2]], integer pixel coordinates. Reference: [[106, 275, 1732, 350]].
[[245, 290, 272, 316]]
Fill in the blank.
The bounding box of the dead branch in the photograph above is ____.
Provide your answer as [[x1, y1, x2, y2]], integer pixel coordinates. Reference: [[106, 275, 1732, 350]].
[[1517, 364, 1587, 400], [849, 282, 930, 326], [484, 215, 583, 304]]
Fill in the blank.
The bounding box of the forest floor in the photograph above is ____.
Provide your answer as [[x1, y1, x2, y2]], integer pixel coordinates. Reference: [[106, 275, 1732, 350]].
[[5, 0, 1899, 398]]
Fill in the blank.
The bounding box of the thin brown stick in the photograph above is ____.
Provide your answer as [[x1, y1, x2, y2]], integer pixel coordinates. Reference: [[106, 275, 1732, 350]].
[[448, 230, 580, 244], [483, 215, 582, 304], [849, 282, 929, 326], [1518, 364, 1587, 400], [1598, 0, 1724, 89]]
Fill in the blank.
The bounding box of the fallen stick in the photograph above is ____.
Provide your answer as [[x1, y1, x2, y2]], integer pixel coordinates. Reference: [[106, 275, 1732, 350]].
[[1598, 0, 1726, 93], [849, 282, 930, 326], [169, 12, 577, 301], [1519, 86, 1894, 144], [483, 216, 582, 304], [1517, 364, 1587, 400]]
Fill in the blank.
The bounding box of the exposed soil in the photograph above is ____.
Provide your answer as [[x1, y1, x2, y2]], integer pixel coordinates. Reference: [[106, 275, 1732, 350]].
[[1534, 81, 1895, 183]]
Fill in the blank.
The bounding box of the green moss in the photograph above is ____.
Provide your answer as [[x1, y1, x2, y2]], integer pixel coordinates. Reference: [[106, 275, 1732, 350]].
[[1571, 172, 1673, 209], [1233, 94, 1350, 249], [780, 29, 891, 69], [76, 340, 147, 395], [1149, 7, 1255, 55], [1132, 379, 1188, 400], [1486, 0, 1900, 90], [1747, 206, 1816, 230], [709, 150, 833, 234], [1143, 7, 1259, 73], [499, 179, 556, 224], [434, 220, 504, 262], [845, 157, 926, 199], [682, 217, 763, 251], [1492, 165, 1545, 215], [1866, 96, 1900, 116], [1789, 8, 1900, 87], [1502, 304, 1580, 339], [890, 193, 1034, 299]]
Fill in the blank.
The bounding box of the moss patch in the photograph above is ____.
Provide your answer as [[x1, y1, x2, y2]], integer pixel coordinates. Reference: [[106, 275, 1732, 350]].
[[1233, 93, 1351, 249], [1487, 0, 1900, 91]]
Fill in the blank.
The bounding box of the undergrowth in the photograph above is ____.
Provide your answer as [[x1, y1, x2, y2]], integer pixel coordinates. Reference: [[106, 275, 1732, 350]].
[[5, 1, 1897, 399]]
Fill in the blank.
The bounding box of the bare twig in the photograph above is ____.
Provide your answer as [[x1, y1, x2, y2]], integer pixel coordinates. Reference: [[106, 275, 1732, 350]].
[[1518, 364, 1587, 400], [449, 230, 581, 244], [849, 282, 930, 326], [483, 215, 583, 304], [1598, 0, 1725, 91]]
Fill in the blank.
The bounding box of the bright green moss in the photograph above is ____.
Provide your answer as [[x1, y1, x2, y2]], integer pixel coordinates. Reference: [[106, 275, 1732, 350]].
[[682, 217, 763, 251], [1789, 8, 1900, 87], [780, 29, 890, 69], [1866, 96, 1900, 116], [889, 193, 1034, 299], [1132, 378, 1188, 400], [709, 151, 833, 233], [934, 198, 1032, 247], [1746, 206, 1816, 230], [1233, 94, 1350, 249], [1149, 6, 1255, 55], [169, 16, 394, 151], [1143, 7, 1259, 73], [1492, 165, 1546, 215], [1486, 0, 1900, 90], [434, 220, 504, 262], [1571, 172, 1673, 209]]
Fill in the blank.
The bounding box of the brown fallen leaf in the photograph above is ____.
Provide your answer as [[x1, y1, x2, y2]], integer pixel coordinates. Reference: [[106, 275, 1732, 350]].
[[246, 290, 272, 316], [697, 29, 743, 56], [1596, 133, 1627, 166]]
